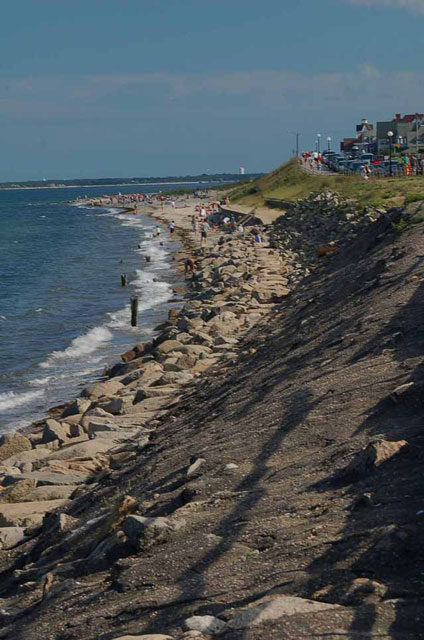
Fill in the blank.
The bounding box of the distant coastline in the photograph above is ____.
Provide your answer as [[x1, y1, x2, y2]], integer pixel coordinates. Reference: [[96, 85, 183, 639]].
[[0, 173, 262, 192], [0, 180, 232, 192]]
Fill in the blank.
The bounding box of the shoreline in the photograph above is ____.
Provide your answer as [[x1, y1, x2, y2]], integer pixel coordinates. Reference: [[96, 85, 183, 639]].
[[0, 190, 292, 532]]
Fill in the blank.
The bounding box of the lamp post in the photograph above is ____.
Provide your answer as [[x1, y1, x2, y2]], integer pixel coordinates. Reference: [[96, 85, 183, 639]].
[[327, 136, 331, 152], [387, 131, 394, 176], [317, 133, 321, 153]]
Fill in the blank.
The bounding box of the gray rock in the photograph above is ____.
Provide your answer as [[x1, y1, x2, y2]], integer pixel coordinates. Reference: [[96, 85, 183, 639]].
[[184, 615, 227, 635], [113, 633, 174, 640], [0, 527, 26, 549], [123, 515, 184, 549], [0, 499, 70, 527], [62, 397, 92, 418], [83, 379, 124, 400], [229, 595, 339, 629], [3, 471, 89, 487], [43, 419, 69, 445], [186, 458, 205, 479], [0, 434, 32, 463], [26, 485, 78, 501]]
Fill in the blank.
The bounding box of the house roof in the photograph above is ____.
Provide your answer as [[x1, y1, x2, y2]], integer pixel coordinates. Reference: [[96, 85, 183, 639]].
[[395, 113, 424, 123], [356, 123, 374, 132]]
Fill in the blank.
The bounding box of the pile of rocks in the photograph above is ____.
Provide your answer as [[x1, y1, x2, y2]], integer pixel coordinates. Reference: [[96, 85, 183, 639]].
[[0, 230, 293, 556], [273, 191, 387, 272]]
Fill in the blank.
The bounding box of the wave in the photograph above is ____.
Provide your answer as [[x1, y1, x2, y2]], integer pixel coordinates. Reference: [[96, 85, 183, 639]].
[[107, 270, 173, 330], [39, 326, 113, 369], [0, 389, 45, 412]]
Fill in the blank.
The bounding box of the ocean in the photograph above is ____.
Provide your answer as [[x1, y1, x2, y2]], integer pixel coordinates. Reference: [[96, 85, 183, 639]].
[[0, 183, 200, 432]]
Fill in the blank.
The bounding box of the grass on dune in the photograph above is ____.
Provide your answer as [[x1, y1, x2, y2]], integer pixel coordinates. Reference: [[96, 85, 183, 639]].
[[229, 158, 424, 209]]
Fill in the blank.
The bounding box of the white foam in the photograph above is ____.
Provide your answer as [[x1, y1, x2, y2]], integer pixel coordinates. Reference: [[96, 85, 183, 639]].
[[39, 326, 113, 369], [0, 389, 45, 412]]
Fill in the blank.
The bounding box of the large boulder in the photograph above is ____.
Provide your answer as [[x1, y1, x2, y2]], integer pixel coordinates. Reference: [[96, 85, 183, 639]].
[[228, 595, 339, 629], [61, 397, 92, 418], [0, 499, 70, 527], [24, 485, 78, 502], [123, 515, 184, 549], [0, 448, 51, 468], [0, 433, 32, 463], [46, 439, 119, 461], [83, 379, 124, 400], [155, 340, 184, 356], [42, 419, 70, 445], [0, 527, 26, 549], [3, 471, 89, 487], [345, 439, 408, 480], [0, 478, 37, 502]]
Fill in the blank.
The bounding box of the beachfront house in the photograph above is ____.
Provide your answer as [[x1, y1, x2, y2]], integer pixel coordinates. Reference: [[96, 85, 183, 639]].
[[341, 118, 375, 153], [376, 113, 424, 152]]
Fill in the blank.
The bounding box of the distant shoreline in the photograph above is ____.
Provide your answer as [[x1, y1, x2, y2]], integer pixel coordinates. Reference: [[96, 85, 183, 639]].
[[0, 180, 225, 192]]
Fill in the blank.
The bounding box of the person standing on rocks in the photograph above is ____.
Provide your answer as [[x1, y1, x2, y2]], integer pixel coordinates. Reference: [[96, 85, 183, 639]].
[[200, 220, 210, 247], [169, 221, 175, 235]]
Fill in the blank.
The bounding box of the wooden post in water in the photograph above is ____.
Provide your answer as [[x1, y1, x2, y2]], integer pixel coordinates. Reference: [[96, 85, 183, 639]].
[[130, 296, 139, 327], [121, 274, 127, 287]]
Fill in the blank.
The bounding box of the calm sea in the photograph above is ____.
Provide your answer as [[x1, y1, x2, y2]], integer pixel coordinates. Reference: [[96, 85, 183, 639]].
[[0, 183, 204, 431]]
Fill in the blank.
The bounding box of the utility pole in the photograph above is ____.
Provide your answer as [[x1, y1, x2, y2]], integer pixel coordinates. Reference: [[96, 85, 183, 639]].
[[289, 132, 301, 157]]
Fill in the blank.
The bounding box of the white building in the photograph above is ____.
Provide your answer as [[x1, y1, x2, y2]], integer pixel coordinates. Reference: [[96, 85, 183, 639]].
[[239, 166, 245, 175]]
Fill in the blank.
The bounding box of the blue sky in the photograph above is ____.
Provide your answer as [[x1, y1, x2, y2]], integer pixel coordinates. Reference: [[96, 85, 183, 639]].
[[1, 0, 423, 180]]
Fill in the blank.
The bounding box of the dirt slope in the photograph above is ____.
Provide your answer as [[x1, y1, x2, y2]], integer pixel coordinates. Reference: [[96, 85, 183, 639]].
[[3, 214, 424, 639]]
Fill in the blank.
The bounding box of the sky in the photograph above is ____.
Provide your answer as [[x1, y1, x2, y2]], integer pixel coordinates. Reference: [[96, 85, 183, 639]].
[[0, 0, 423, 180]]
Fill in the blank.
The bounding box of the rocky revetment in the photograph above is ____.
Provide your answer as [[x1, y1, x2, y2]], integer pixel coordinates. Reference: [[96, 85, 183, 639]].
[[0, 191, 423, 639]]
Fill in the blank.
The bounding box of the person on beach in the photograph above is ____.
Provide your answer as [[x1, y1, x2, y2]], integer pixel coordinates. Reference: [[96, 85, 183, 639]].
[[169, 221, 175, 234], [254, 233, 262, 243], [171, 200, 176, 208], [156, 225, 161, 236], [184, 257, 195, 278], [237, 223, 244, 233], [200, 221, 210, 247], [192, 216, 198, 238]]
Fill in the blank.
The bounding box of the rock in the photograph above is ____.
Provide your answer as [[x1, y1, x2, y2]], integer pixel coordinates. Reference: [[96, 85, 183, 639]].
[[45, 439, 118, 461], [345, 439, 408, 479], [224, 463, 238, 471], [155, 340, 184, 355], [228, 595, 339, 629], [25, 485, 78, 502], [62, 398, 92, 418], [390, 382, 415, 402], [68, 423, 85, 438], [113, 633, 174, 640], [0, 478, 37, 502], [184, 615, 227, 635], [134, 385, 180, 401], [0, 448, 51, 468], [87, 420, 122, 438], [0, 434, 32, 463], [160, 371, 195, 386], [186, 458, 205, 479], [0, 499, 70, 527], [121, 362, 164, 388], [0, 527, 26, 549], [83, 379, 124, 400], [178, 345, 211, 356], [123, 515, 184, 549], [313, 578, 387, 606], [42, 419, 70, 445], [3, 471, 89, 487]]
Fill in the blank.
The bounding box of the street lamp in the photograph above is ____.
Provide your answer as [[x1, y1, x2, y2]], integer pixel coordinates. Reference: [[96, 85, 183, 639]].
[[327, 136, 331, 152], [388, 130, 394, 176], [317, 133, 321, 153]]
